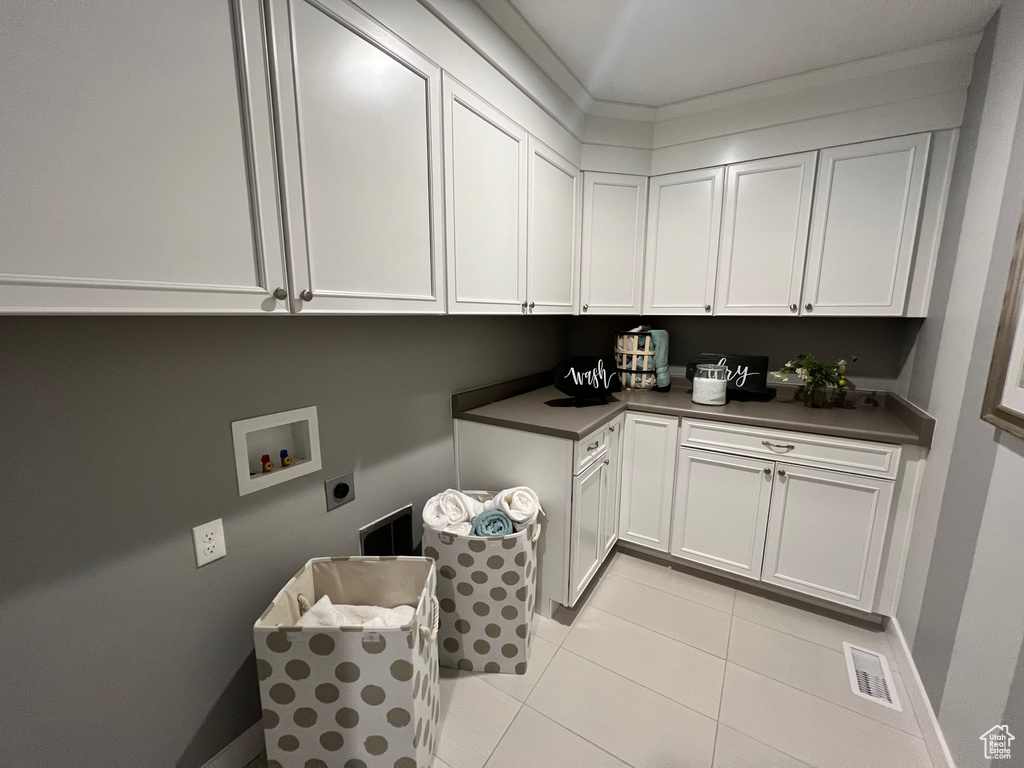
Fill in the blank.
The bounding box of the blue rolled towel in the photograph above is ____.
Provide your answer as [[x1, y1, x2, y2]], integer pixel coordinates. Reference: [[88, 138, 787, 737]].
[[650, 329, 670, 388], [470, 509, 514, 537]]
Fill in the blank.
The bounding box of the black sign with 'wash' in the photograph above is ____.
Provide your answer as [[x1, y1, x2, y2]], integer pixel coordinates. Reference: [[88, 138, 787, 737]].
[[553, 356, 621, 405], [685, 353, 770, 393]]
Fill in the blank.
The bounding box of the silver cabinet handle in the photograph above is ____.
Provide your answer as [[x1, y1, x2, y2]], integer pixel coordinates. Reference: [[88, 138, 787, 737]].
[[604, 458, 610, 465], [609, 426, 615, 433], [582, 304, 589, 312], [805, 303, 813, 311], [762, 440, 795, 451], [272, 287, 287, 301], [521, 301, 527, 312], [529, 301, 535, 310], [299, 289, 313, 302], [763, 467, 772, 476], [789, 303, 797, 312], [778, 469, 787, 477], [704, 304, 711, 312]]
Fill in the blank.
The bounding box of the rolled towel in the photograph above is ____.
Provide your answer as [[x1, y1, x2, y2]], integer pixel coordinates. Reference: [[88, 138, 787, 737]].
[[470, 509, 515, 537], [650, 329, 670, 389], [443, 521, 472, 536], [494, 486, 541, 526], [422, 489, 485, 531]]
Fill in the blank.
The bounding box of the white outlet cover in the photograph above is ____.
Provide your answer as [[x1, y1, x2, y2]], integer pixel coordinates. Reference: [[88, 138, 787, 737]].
[[192, 518, 226, 567]]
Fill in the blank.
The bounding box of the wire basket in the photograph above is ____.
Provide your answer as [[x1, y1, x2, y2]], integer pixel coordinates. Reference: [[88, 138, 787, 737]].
[[615, 331, 656, 390]]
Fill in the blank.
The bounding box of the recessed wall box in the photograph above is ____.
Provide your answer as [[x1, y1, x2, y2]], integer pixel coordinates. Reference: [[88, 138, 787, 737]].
[[231, 406, 322, 496]]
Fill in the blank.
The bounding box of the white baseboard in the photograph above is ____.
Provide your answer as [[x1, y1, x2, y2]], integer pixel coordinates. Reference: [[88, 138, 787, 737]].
[[886, 617, 956, 768], [202, 721, 265, 768]]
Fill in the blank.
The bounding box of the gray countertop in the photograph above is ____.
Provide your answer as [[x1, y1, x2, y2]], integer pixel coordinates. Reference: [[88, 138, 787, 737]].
[[453, 377, 934, 447]]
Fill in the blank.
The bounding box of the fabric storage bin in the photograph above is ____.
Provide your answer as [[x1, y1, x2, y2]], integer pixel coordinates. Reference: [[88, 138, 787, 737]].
[[254, 556, 440, 768], [422, 491, 541, 674]]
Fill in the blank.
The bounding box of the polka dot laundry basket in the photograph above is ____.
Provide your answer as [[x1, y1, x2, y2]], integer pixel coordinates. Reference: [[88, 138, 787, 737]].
[[254, 556, 440, 768], [421, 491, 540, 674]]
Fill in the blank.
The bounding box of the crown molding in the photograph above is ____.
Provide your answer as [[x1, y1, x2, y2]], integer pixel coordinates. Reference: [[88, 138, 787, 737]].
[[472, 0, 593, 113]]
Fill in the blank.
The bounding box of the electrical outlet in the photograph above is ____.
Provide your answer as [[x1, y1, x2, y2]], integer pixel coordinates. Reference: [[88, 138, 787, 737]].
[[325, 471, 355, 512], [192, 518, 226, 567]]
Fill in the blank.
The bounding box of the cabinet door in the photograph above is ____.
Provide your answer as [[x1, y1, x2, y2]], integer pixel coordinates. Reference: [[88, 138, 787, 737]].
[[762, 463, 893, 610], [671, 449, 773, 579], [528, 138, 580, 315], [569, 456, 608, 606], [715, 152, 817, 316], [0, 0, 288, 313], [618, 413, 679, 551], [580, 173, 648, 315], [802, 134, 930, 316], [643, 168, 724, 315], [601, 416, 625, 559], [267, 0, 444, 313], [444, 77, 528, 314]]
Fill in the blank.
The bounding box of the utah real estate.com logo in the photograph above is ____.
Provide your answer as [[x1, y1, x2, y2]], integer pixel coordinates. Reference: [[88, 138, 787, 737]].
[[981, 725, 1014, 760]]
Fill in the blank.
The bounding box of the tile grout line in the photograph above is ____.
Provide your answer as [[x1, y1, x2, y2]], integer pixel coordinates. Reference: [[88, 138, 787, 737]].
[[527, 703, 640, 768], [729, 605, 897, 663], [727, 622, 922, 738], [724, 658, 929, 745], [554, 644, 721, 725], [585, 603, 730, 660], [606, 569, 736, 617], [710, 609, 736, 768]]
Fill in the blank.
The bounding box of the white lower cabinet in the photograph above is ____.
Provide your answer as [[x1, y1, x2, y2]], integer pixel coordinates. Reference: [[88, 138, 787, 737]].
[[761, 463, 893, 610], [601, 415, 625, 559], [652, 420, 898, 611], [671, 449, 773, 579], [618, 413, 679, 551], [569, 453, 609, 606]]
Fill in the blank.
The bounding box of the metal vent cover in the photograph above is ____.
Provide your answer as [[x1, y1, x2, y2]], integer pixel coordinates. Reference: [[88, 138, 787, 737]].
[[843, 642, 902, 711]]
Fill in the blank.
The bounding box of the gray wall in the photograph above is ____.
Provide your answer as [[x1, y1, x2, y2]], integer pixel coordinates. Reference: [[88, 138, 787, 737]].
[[893, 0, 1024, 764], [569, 315, 918, 391], [0, 315, 567, 767]]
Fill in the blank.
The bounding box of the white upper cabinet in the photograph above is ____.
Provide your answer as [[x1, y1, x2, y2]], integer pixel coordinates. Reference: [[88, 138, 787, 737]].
[[644, 168, 724, 315], [444, 77, 529, 314], [580, 173, 648, 315], [0, 0, 288, 313], [802, 134, 930, 316], [715, 152, 818, 316], [527, 138, 580, 315], [267, 0, 445, 314], [761, 463, 893, 610]]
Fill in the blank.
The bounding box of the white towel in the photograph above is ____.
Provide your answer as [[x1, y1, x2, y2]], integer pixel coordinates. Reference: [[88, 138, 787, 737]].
[[493, 486, 541, 526], [422, 489, 485, 531], [295, 595, 415, 628], [443, 521, 473, 536]]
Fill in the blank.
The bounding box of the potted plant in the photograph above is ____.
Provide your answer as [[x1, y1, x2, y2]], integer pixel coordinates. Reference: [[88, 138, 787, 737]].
[[773, 354, 856, 408]]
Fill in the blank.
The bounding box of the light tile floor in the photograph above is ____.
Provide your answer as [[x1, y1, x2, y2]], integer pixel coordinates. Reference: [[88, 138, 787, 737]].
[[249, 551, 935, 768]]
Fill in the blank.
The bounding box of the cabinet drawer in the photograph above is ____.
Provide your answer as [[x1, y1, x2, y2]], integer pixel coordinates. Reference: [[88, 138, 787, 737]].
[[575, 424, 610, 474], [679, 419, 900, 479]]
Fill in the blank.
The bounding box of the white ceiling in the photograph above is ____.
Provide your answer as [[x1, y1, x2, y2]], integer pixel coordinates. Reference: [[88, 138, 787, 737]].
[[495, 0, 1001, 108]]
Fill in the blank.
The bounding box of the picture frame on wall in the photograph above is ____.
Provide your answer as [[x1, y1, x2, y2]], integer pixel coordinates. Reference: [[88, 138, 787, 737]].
[[983, 207, 1024, 440]]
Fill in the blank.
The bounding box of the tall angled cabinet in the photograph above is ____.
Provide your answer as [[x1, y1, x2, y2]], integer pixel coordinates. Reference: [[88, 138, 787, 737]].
[[267, 0, 446, 313]]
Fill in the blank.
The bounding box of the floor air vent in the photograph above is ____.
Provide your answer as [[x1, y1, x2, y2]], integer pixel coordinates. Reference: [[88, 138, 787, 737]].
[[843, 642, 902, 711]]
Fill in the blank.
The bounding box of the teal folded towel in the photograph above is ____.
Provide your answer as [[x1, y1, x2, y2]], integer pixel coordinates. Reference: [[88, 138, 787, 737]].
[[650, 329, 670, 388], [470, 510, 514, 537]]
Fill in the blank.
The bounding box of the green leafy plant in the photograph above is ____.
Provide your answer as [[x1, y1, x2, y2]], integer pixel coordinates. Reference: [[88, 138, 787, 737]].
[[772, 354, 857, 396]]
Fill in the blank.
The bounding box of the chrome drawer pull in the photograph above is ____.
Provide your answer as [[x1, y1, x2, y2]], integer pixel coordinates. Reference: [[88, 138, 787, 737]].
[[762, 440, 795, 452]]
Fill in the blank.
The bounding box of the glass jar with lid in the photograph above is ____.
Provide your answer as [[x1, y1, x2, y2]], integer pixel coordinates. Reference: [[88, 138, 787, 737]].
[[692, 364, 728, 406]]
